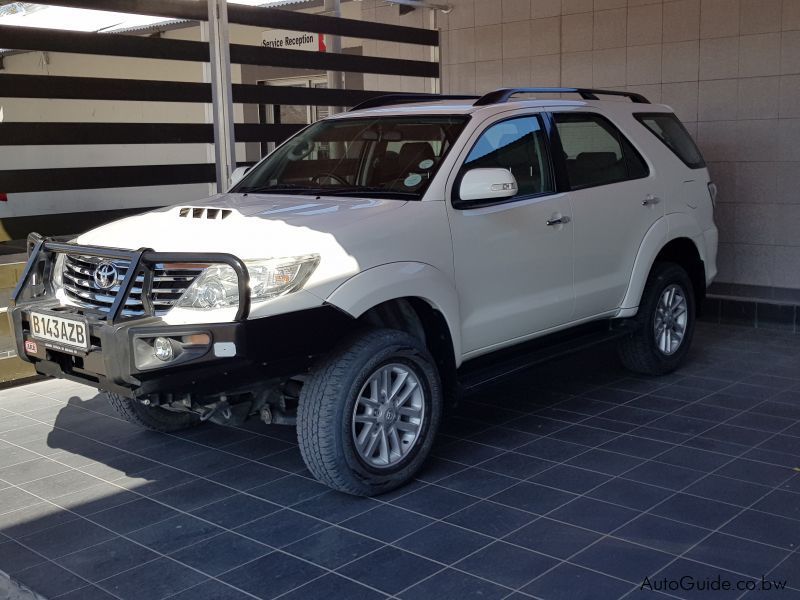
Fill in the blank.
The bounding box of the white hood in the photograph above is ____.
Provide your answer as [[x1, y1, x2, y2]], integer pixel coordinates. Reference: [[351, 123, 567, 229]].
[[77, 193, 406, 258]]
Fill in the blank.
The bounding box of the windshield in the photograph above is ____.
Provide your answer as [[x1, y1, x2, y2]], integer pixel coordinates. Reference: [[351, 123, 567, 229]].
[[234, 115, 469, 200]]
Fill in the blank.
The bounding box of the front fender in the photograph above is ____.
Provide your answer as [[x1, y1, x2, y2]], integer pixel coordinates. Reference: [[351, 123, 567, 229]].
[[323, 262, 463, 365], [619, 213, 707, 313]]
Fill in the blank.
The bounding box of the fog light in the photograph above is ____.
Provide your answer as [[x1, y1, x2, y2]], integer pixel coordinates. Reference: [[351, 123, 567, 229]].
[[153, 337, 174, 362]]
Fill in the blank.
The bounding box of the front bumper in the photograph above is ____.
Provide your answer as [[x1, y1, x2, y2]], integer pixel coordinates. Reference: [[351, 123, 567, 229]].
[[10, 236, 353, 399]]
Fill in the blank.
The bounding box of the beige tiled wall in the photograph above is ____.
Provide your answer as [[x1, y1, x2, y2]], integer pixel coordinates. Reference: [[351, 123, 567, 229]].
[[434, 0, 800, 290]]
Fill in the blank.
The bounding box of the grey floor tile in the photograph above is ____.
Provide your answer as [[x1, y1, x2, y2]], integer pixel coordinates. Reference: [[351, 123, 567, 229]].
[[164, 580, 258, 600], [566, 449, 644, 476], [13, 560, 89, 598], [292, 489, 379, 523], [714, 458, 795, 487], [0, 486, 44, 514], [455, 541, 558, 588], [445, 500, 534, 538], [506, 517, 602, 559], [190, 493, 281, 530], [19, 470, 105, 500], [522, 562, 634, 600], [340, 504, 433, 543], [479, 452, 556, 479], [588, 478, 673, 511], [398, 568, 508, 600], [0, 539, 48, 575], [651, 493, 742, 530], [90, 497, 179, 534], [722, 510, 800, 550], [0, 457, 72, 485], [528, 464, 611, 494], [55, 584, 119, 600], [490, 482, 576, 515], [57, 537, 158, 582], [390, 484, 475, 519], [207, 462, 286, 491], [338, 546, 441, 595], [249, 474, 330, 506], [219, 552, 324, 600], [284, 526, 382, 569], [128, 513, 224, 554], [0, 501, 79, 539], [150, 478, 237, 512], [436, 467, 518, 497], [614, 514, 710, 555], [170, 532, 270, 576], [235, 508, 328, 548], [19, 518, 115, 559], [572, 537, 674, 581], [98, 558, 207, 600], [395, 521, 492, 564], [685, 532, 789, 578], [684, 475, 770, 507], [277, 572, 388, 600]]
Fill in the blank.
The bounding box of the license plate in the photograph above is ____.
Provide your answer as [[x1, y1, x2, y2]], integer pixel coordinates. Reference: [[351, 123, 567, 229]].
[[29, 312, 89, 351]]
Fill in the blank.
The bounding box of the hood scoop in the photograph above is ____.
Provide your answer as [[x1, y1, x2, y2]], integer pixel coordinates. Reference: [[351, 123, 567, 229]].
[[178, 207, 233, 220]]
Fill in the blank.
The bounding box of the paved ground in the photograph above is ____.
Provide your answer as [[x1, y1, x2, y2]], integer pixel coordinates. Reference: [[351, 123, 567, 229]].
[[0, 322, 799, 600]]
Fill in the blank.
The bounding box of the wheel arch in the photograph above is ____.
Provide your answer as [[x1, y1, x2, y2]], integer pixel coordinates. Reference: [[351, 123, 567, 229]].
[[620, 216, 707, 315], [324, 261, 462, 364]]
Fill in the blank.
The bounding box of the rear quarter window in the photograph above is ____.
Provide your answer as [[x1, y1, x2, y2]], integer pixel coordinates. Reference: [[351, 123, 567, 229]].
[[635, 113, 706, 169]]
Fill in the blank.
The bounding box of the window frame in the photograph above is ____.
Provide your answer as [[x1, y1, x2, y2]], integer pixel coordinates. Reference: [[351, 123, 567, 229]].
[[634, 112, 706, 170], [452, 113, 558, 210], [550, 111, 651, 192]]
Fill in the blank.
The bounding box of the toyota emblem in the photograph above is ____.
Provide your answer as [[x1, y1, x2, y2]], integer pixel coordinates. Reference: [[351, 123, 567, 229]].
[[93, 261, 119, 290]]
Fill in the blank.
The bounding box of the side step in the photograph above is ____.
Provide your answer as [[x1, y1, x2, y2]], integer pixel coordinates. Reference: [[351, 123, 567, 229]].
[[457, 320, 636, 392]]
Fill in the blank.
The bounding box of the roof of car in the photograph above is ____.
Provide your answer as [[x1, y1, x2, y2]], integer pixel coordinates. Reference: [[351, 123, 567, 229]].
[[338, 98, 674, 119], [334, 88, 675, 120]]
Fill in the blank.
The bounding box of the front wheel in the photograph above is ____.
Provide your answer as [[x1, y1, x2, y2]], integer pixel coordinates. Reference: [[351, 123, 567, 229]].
[[618, 262, 696, 376], [297, 329, 442, 496]]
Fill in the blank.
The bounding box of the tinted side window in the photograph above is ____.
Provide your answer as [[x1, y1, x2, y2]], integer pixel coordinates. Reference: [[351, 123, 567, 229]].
[[635, 113, 706, 169], [463, 115, 554, 198], [554, 113, 649, 190]]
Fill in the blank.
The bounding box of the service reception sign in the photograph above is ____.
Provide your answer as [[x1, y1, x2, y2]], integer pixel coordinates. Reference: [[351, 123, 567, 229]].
[[261, 30, 327, 52]]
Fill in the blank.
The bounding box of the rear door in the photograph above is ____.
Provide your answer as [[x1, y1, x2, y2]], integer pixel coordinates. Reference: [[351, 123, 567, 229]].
[[551, 111, 663, 319]]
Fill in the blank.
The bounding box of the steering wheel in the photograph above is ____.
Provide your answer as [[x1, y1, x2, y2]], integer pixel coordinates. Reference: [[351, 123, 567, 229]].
[[311, 172, 350, 186]]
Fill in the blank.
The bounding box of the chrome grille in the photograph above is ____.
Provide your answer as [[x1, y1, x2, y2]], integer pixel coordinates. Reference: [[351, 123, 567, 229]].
[[62, 254, 204, 316]]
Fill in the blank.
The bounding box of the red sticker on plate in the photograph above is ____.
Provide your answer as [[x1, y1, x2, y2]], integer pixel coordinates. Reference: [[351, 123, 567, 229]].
[[24, 340, 38, 354]]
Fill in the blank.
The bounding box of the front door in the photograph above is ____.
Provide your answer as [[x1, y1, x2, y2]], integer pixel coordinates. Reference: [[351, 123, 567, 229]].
[[447, 114, 575, 355], [552, 111, 664, 319]]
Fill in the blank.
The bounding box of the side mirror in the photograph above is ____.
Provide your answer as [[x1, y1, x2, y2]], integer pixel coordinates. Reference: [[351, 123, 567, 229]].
[[457, 168, 518, 206], [228, 166, 251, 190]]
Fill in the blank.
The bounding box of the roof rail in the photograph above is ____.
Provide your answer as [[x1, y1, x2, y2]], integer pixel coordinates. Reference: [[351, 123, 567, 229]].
[[349, 93, 480, 111], [474, 88, 651, 105]]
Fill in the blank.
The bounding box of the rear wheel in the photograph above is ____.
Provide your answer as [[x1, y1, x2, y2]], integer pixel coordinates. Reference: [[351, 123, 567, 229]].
[[297, 328, 442, 496], [618, 262, 696, 375], [106, 393, 201, 432]]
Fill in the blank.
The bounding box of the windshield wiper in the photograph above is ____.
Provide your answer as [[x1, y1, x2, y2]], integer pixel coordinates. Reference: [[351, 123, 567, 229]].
[[238, 183, 327, 195], [318, 187, 418, 198]]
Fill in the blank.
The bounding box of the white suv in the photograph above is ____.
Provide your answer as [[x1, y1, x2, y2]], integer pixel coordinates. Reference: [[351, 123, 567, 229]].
[[11, 88, 718, 496]]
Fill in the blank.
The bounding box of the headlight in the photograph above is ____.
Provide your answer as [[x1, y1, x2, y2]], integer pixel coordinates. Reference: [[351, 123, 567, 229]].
[[52, 253, 66, 290], [175, 255, 320, 310]]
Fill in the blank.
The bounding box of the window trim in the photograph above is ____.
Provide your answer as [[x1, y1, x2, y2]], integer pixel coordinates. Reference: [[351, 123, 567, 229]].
[[451, 113, 558, 210], [551, 111, 651, 192], [634, 112, 706, 170]]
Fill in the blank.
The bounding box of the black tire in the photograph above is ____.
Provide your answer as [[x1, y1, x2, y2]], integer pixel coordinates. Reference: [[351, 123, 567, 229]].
[[297, 328, 442, 497], [106, 392, 201, 433], [618, 262, 696, 376]]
